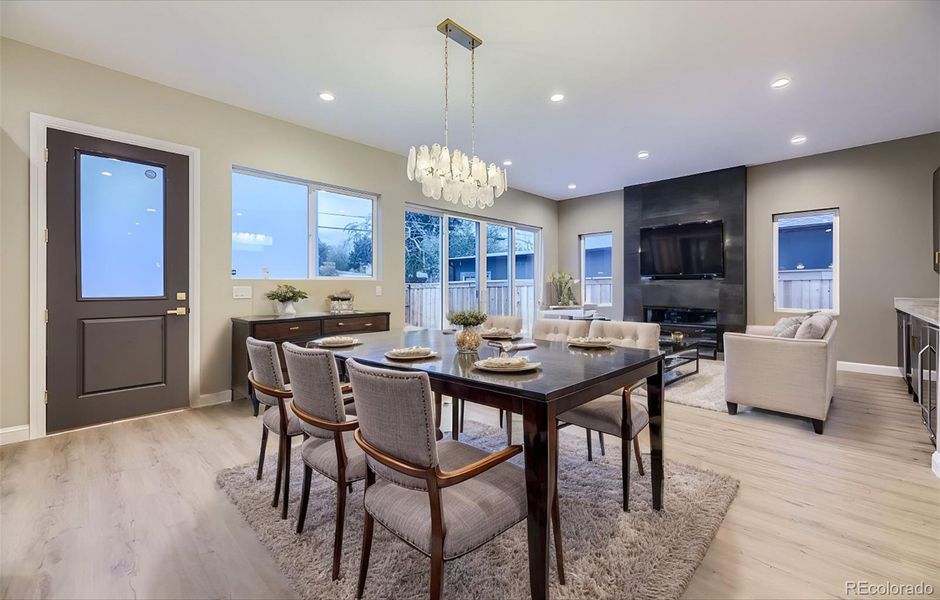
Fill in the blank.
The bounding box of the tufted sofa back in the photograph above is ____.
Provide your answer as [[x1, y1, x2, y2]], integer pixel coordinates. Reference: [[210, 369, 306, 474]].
[[531, 319, 589, 342], [588, 320, 660, 351]]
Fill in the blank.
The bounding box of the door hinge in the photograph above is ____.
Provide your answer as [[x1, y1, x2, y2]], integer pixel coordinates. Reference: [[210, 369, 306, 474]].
[[44, 308, 49, 323], [44, 390, 49, 405], [44, 148, 49, 163]]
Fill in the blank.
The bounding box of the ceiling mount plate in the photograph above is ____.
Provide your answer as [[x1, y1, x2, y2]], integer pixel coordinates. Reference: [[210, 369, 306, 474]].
[[437, 18, 482, 51]]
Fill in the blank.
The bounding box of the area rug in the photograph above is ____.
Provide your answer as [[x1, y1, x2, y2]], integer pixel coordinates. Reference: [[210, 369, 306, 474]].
[[217, 422, 738, 600], [634, 359, 726, 412]]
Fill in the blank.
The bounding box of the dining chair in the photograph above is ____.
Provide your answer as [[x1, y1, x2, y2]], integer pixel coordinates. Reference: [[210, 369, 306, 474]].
[[345, 358, 564, 600], [282, 342, 366, 580], [531, 318, 589, 342], [246, 337, 305, 519], [454, 315, 524, 441], [556, 320, 659, 511]]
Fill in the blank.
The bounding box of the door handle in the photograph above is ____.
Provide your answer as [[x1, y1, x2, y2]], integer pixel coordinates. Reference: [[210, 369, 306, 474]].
[[166, 307, 187, 316], [917, 344, 930, 406]]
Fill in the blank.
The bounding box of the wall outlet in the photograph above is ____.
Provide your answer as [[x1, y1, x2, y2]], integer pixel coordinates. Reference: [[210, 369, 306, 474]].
[[233, 285, 252, 299], [375, 285, 383, 296]]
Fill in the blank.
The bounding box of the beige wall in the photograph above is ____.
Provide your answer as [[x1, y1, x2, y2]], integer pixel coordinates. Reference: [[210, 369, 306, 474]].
[[0, 39, 559, 428], [556, 191, 623, 319], [748, 133, 939, 366]]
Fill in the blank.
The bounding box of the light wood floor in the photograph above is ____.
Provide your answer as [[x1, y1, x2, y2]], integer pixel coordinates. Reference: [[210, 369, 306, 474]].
[[2, 371, 938, 599]]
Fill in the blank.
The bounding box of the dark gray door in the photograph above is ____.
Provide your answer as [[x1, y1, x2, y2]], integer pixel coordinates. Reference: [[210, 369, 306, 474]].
[[46, 129, 190, 432]]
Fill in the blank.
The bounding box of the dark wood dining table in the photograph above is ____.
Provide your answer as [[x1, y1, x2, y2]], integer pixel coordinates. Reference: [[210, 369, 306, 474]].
[[333, 329, 665, 600]]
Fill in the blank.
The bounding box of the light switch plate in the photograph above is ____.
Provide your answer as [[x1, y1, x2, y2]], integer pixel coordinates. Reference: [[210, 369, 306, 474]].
[[233, 285, 252, 299], [375, 285, 383, 296]]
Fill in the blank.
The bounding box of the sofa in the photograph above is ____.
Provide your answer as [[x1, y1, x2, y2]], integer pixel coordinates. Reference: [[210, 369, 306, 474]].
[[723, 320, 838, 434]]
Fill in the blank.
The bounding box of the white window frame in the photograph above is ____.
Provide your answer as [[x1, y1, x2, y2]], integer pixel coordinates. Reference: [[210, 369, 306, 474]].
[[231, 166, 379, 281], [772, 208, 840, 315], [579, 231, 614, 307]]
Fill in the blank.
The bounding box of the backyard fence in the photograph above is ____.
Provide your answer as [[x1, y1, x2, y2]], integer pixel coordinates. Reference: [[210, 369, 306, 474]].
[[776, 269, 833, 310]]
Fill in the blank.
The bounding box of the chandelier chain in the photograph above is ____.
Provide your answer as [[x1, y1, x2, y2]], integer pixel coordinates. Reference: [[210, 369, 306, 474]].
[[443, 31, 449, 149], [471, 45, 476, 157]]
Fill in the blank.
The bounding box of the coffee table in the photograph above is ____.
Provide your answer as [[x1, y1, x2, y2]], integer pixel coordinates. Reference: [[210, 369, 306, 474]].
[[659, 337, 704, 385]]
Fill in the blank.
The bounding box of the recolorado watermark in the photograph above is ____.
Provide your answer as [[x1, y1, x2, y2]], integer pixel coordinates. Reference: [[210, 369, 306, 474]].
[[845, 580, 934, 596]]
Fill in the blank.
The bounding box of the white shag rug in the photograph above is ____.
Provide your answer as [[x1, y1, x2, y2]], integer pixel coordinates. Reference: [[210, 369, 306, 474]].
[[634, 359, 726, 412], [217, 422, 738, 599]]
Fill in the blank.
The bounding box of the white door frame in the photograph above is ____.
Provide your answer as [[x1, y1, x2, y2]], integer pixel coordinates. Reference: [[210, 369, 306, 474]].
[[28, 113, 201, 440]]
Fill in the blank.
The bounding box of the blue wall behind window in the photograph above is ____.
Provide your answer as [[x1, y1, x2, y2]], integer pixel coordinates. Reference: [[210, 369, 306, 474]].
[[778, 224, 833, 270]]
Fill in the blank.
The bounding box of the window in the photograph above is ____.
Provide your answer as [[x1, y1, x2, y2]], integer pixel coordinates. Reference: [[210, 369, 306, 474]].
[[231, 168, 376, 279], [773, 209, 839, 313], [580, 232, 613, 306]]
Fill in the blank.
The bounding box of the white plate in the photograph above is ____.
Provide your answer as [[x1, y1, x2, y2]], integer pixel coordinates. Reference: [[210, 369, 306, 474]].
[[384, 351, 439, 361], [473, 360, 542, 373], [313, 339, 360, 348], [567, 340, 612, 349], [481, 333, 523, 341]]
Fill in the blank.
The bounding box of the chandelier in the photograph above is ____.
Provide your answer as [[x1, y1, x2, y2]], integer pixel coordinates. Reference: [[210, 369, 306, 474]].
[[406, 19, 507, 210]]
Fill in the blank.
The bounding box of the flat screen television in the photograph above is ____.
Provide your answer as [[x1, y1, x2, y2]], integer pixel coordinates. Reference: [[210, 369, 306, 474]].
[[640, 220, 724, 279]]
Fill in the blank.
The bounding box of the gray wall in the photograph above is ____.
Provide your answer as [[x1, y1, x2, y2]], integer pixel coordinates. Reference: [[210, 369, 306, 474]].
[[748, 133, 940, 366], [557, 191, 624, 319]]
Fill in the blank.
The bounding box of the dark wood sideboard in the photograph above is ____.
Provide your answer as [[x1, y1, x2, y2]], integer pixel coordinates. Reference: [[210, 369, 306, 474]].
[[231, 311, 390, 414]]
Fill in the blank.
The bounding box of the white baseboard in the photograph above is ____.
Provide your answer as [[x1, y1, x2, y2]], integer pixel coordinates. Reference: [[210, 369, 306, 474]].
[[0, 425, 30, 446], [933, 452, 940, 479], [192, 390, 232, 408], [837, 361, 901, 377]]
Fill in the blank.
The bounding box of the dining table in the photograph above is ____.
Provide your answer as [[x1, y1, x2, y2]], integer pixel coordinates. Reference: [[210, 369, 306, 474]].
[[332, 329, 665, 600]]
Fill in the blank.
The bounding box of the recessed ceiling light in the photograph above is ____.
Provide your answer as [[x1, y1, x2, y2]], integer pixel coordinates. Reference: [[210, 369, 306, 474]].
[[771, 77, 791, 89], [567, 184, 577, 190], [637, 150, 650, 160], [550, 93, 565, 102], [100, 171, 112, 176], [503, 160, 513, 166], [319, 92, 335, 101], [790, 134, 807, 145]]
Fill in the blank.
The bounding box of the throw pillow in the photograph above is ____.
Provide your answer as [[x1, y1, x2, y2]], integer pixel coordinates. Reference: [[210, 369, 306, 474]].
[[772, 316, 804, 338], [795, 313, 833, 340]]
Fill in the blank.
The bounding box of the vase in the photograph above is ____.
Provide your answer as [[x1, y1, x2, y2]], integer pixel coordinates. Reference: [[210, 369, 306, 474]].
[[277, 300, 297, 316], [455, 325, 482, 354]]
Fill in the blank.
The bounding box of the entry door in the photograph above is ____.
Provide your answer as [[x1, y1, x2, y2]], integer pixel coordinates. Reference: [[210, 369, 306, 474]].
[[46, 129, 190, 432]]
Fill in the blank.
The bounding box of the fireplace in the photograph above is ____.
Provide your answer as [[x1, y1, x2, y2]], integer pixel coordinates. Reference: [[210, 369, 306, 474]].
[[644, 306, 720, 357]]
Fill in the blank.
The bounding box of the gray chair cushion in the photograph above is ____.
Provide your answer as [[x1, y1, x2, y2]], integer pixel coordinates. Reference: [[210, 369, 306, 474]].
[[301, 431, 367, 483], [262, 399, 304, 436], [795, 313, 833, 340], [558, 393, 649, 438], [363, 440, 527, 560], [771, 316, 804, 338]]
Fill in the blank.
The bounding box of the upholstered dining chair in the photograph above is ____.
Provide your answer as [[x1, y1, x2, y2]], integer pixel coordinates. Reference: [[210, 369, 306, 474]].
[[345, 358, 564, 600], [281, 342, 366, 580], [556, 320, 660, 511], [531, 318, 589, 342], [453, 315, 524, 441], [246, 337, 305, 520]]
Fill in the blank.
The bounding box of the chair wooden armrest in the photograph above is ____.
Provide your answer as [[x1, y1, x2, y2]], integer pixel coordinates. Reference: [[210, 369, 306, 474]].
[[292, 402, 359, 432], [247, 372, 292, 399], [354, 430, 432, 479], [436, 445, 522, 488]]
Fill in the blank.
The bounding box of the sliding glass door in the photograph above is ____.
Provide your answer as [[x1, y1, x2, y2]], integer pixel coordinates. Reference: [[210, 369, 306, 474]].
[[404, 207, 540, 334]]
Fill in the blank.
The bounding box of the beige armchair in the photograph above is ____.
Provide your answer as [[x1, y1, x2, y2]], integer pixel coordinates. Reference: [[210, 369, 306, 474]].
[[723, 321, 838, 434]]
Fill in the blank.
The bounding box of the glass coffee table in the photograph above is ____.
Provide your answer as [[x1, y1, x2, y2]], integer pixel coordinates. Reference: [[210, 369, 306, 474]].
[[659, 337, 704, 385]]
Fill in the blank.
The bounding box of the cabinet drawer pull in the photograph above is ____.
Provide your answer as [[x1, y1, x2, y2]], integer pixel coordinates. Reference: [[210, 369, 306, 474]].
[[364, 323, 373, 327], [289, 326, 300, 331], [337, 322, 344, 326]]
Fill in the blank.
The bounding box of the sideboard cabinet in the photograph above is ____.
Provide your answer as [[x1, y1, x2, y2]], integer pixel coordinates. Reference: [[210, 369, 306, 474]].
[[231, 311, 390, 414]]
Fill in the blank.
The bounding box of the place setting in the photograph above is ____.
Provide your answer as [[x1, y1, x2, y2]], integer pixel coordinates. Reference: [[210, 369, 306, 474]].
[[480, 327, 523, 341], [383, 346, 440, 361], [308, 335, 361, 348], [566, 335, 614, 349]]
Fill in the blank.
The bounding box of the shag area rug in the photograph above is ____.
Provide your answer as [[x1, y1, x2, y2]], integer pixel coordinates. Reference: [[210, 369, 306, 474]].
[[635, 359, 726, 412], [217, 422, 737, 600]]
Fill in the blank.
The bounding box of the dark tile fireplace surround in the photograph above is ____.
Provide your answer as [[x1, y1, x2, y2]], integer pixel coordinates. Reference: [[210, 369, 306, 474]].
[[624, 166, 747, 353]]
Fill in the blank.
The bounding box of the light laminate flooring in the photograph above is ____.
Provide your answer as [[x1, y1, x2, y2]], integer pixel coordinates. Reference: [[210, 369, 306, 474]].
[[1, 371, 938, 599]]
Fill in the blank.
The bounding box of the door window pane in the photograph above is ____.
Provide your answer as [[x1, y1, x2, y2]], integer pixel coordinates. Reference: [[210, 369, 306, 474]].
[[232, 171, 308, 279], [485, 224, 512, 316], [404, 211, 442, 329], [514, 229, 537, 334], [774, 210, 837, 311], [79, 154, 165, 298], [447, 217, 480, 319], [581, 232, 613, 306], [316, 191, 374, 277]]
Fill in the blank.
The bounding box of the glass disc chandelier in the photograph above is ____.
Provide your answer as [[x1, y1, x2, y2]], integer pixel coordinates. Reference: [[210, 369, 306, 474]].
[[406, 19, 507, 210]]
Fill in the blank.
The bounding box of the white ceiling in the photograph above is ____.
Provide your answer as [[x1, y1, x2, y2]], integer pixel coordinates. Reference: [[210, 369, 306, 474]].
[[3, 1, 938, 200]]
